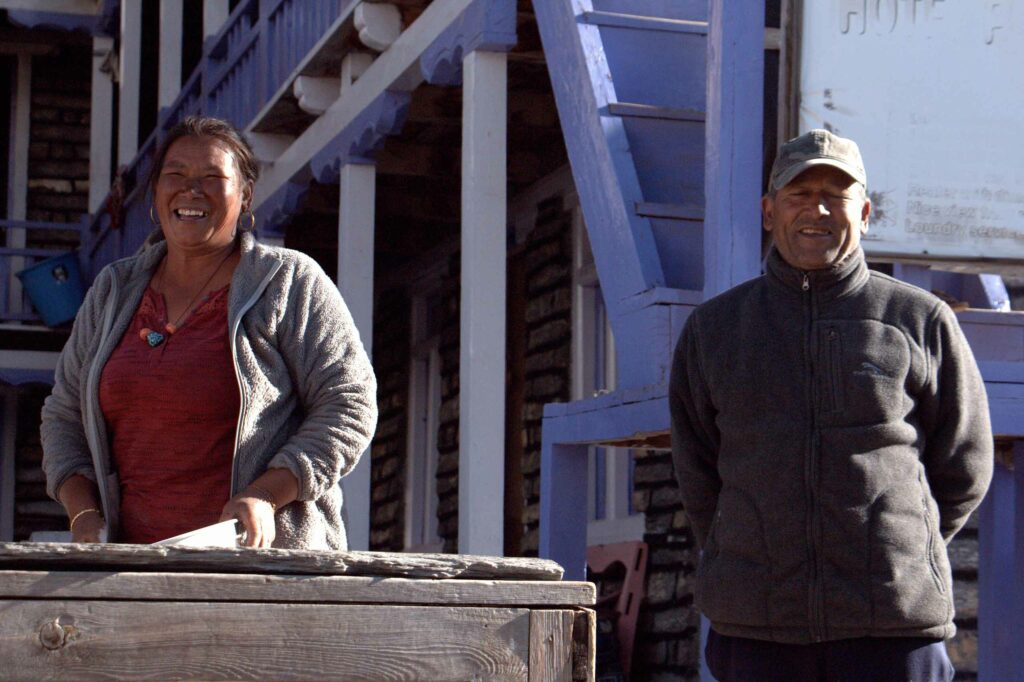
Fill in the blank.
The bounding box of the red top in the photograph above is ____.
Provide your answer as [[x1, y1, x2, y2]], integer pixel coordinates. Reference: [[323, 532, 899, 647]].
[[99, 285, 239, 543]]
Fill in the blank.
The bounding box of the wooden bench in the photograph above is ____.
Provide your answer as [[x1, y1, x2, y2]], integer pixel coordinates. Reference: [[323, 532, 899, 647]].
[[0, 543, 595, 681]]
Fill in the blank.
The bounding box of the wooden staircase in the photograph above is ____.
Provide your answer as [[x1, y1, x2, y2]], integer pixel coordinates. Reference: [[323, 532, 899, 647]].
[[534, 0, 766, 577]]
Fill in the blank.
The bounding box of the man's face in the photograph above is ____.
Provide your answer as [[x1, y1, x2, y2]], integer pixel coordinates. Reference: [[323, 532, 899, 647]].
[[762, 165, 871, 270]]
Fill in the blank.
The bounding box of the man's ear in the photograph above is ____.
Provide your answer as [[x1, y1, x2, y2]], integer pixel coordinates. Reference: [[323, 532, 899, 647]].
[[860, 196, 871, 234], [762, 195, 775, 233]]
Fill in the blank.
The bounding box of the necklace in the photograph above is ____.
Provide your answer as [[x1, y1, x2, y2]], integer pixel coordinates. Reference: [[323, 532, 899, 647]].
[[139, 246, 235, 347]]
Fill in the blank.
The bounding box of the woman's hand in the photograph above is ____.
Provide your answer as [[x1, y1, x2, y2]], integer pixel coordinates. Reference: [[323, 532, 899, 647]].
[[70, 509, 105, 543], [220, 492, 276, 548], [59, 475, 105, 543]]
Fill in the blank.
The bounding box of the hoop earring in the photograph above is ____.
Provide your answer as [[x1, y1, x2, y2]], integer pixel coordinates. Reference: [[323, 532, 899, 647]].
[[240, 209, 256, 232], [149, 205, 159, 225]]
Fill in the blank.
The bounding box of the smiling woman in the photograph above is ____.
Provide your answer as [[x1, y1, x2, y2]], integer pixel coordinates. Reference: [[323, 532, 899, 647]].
[[40, 116, 378, 551]]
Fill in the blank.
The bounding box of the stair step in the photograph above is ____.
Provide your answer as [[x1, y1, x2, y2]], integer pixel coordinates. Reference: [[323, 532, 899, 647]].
[[635, 202, 704, 222], [607, 102, 705, 122], [580, 11, 709, 35]]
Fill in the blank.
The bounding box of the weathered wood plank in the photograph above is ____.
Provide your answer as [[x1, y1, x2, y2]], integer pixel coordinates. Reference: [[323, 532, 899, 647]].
[[572, 609, 596, 682], [0, 571, 595, 606], [0, 543, 563, 580], [529, 610, 574, 682], [0, 601, 530, 681]]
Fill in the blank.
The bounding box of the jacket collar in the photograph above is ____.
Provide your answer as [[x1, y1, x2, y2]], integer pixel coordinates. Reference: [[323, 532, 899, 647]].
[[765, 245, 870, 302], [118, 228, 281, 300]]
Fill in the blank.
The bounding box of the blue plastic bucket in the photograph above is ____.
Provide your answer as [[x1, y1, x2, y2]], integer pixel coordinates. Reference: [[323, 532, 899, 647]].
[[15, 251, 86, 327]]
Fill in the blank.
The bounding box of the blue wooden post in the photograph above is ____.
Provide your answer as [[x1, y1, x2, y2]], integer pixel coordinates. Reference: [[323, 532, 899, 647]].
[[978, 455, 1016, 681], [539, 438, 589, 581], [1015, 442, 1024, 677], [703, 0, 764, 298]]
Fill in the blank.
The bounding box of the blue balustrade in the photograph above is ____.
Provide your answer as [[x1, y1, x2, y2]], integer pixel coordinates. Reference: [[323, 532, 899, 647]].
[[85, 0, 352, 277], [262, 0, 347, 101]]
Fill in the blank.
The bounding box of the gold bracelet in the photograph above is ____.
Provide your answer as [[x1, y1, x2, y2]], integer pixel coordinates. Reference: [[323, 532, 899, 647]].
[[69, 508, 102, 532], [247, 484, 278, 512]]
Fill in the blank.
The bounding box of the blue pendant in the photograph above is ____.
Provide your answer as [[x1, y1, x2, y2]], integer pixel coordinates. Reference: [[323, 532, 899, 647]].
[[146, 331, 166, 347]]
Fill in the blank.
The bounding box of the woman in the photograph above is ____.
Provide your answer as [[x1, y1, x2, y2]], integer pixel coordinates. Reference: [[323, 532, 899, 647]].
[[41, 116, 377, 549]]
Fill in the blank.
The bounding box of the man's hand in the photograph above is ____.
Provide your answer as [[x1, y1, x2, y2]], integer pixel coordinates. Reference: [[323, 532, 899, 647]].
[[220, 492, 276, 548]]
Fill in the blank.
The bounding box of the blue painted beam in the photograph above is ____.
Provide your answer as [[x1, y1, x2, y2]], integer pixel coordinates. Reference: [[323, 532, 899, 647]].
[[420, 0, 517, 86], [5, 10, 97, 34], [978, 447, 1023, 681], [539, 441, 589, 580], [539, 387, 669, 579], [702, 0, 763, 298], [532, 0, 667, 365], [0, 369, 55, 386]]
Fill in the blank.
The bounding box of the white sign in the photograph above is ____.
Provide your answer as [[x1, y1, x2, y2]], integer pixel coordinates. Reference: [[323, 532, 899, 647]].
[[800, 1, 1024, 262]]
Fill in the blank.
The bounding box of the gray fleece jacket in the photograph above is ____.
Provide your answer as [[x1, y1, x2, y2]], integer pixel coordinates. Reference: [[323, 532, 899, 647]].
[[670, 247, 992, 644], [41, 231, 377, 550]]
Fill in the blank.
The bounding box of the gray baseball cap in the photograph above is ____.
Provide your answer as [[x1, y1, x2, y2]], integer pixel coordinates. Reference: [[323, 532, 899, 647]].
[[769, 129, 866, 192]]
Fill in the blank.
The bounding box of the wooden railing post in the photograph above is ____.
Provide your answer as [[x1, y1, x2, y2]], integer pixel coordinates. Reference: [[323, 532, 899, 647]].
[[978, 442, 1024, 680], [458, 49, 507, 557], [337, 162, 376, 551], [118, 1, 142, 166]]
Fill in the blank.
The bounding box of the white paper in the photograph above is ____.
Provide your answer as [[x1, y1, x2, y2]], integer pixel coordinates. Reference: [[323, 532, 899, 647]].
[[152, 520, 241, 548]]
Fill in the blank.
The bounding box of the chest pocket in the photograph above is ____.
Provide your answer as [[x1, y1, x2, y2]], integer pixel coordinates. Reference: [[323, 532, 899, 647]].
[[818, 319, 914, 427]]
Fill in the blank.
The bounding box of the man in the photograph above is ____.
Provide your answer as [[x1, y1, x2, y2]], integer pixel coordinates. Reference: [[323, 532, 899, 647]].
[[670, 129, 993, 681]]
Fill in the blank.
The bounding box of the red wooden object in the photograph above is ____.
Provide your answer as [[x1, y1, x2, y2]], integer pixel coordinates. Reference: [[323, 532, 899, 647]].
[[588, 540, 648, 678]]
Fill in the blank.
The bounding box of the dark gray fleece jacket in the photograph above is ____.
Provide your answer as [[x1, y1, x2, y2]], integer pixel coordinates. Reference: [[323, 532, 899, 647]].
[[670, 247, 993, 644]]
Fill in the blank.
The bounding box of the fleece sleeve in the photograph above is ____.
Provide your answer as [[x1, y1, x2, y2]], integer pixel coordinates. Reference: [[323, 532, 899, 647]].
[[669, 312, 722, 549], [918, 301, 994, 542], [267, 261, 378, 502], [40, 268, 113, 500]]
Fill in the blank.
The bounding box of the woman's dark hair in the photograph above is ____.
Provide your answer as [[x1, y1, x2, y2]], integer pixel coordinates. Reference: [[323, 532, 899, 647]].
[[147, 116, 260, 209]]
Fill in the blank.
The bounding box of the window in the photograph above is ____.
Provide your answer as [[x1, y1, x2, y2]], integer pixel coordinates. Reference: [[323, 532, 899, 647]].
[[404, 288, 444, 552], [571, 209, 645, 545]]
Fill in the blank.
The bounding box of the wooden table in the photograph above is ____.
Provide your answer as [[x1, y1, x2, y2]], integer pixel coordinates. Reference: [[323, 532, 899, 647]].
[[0, 543, 595, 681]]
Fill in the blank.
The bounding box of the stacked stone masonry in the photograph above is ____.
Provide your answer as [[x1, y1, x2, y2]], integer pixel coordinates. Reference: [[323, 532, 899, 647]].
[[435, 253, 461, 553], [368, 289, 411, 551], [26, 47, 91, 251], [519, 195, 573, 556], [13, 384, 65, 540]]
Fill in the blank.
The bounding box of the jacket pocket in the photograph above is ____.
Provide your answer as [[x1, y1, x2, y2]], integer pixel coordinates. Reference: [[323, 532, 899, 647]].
[[824, 326, 842, 414], [918, 471, 947, 595], [820, 320, 911, 427]]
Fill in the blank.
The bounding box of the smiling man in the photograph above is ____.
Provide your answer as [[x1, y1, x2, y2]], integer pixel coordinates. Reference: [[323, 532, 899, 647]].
[[670, 130, 993, 681]]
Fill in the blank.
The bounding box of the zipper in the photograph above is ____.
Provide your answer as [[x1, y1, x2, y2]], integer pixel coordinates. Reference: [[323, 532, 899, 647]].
[[802, 276, 825, 642], [227, 259, 283, 496]]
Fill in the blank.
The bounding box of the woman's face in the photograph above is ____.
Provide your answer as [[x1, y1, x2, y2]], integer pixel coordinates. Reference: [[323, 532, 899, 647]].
[[154, 135, 251, 255]]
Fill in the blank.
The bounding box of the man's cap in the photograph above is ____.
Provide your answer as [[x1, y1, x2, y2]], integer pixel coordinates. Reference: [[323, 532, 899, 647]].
[[769, 129, 866, 192]]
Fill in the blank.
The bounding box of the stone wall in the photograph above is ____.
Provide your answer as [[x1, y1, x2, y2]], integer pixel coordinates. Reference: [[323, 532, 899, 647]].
[[12, 384, 65, 540], [632, 449, 701, 681], [435, 253, 461, 553], [519, 195, 574, 556], [27, 48, 91, 235], [368, 288, 411, 551]]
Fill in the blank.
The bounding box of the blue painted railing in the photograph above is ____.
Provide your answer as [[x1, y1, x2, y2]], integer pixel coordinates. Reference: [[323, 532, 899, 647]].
[[85, 0, 350, 277], [0, 219, 85, 324]]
